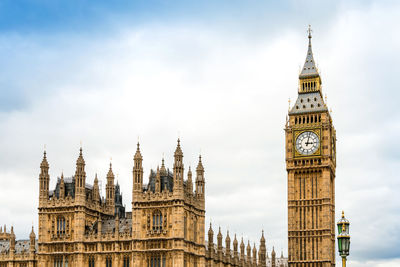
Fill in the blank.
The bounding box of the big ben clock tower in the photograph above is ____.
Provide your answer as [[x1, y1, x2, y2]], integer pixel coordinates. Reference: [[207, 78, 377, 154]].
[[285, 27, 336, 267]]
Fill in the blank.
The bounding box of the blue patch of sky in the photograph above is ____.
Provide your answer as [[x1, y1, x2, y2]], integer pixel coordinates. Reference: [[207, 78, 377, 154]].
[[0, 0, 350, 34], [0, 0, 375, 113]]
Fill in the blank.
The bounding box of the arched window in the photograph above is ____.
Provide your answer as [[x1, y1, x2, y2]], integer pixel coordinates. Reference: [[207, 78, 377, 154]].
[[123, 256, 130, 267], [193, 218, 198, 242], [149, 254, 166, 267], [54, 256, 63, 267], [88, 256, 95, 267], [106, 256, 112, 267], [184, 214, 187, 239], [152, 210, 163, 231], [56, 216, 66, 236]]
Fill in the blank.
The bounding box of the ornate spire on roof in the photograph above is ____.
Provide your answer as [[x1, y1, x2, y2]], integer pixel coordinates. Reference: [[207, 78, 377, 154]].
[[30, 225, 36, 239], [40, 150, 49, 169], [261, 230, 265, 242], [107, 162, 114, 180], [76, 147, 85, 166], [134, 142, 142, 160], [233, 233, 238, 246], [160, 158, 167, 176], [187, 166, 193, 193], [299, 25, 319, 80], [174, 138, 183, 157]]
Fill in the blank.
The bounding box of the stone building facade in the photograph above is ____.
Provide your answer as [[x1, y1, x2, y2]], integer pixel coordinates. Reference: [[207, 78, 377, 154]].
[[0, 140, 288, 267], [285, 29, 336, 267]]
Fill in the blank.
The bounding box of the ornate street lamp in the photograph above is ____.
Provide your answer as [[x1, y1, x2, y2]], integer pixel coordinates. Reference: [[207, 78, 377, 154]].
[[337, 211, 350, 267]]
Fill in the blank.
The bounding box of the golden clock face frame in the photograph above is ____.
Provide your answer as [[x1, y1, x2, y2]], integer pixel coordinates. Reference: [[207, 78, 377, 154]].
[[293, 129, 321, 157]]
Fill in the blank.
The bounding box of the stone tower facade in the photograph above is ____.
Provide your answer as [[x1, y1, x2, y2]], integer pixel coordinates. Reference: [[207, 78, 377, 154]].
[[285, 29, 336, 267]]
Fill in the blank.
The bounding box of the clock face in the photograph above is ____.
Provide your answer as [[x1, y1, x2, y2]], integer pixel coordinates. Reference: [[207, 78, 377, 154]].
[[296, 131, 320, 155]]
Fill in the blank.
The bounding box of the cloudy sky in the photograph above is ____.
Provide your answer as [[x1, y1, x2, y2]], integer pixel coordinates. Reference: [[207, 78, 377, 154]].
[[0, 0, 399, 266]]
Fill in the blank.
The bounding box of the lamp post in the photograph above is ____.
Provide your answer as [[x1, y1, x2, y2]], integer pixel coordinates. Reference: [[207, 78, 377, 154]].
[[337, 211, 350, 267]]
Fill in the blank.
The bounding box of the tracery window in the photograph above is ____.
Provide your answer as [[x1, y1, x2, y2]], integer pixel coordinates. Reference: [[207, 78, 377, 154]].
[[88, 256, 95, 267], [56, 216, 66, 236], [53, 256, 63, 267], [184, 214, 187, 239], [149, 254, 166, 267], [106, 256, 112, 267], [152, 210, 162, 231], [123, 256, 130, 267], [193, 218, 197, 242]]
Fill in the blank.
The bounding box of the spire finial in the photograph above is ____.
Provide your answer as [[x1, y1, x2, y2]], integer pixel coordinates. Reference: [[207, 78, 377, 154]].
[[308, 24, 312, 39]]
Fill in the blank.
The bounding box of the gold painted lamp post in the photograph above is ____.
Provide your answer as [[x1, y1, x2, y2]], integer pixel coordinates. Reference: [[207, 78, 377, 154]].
[[337, 211, 350, 267]]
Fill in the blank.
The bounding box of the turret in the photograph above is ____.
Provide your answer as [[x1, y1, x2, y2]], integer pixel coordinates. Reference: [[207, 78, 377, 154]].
[[208, 223, 214, 255], [225, 231, 231, 259], [252, 243, 257, 265], [271, 246, 276, 267], [240, 238, 245, 264], [93, 174, 100, 204], [173, 139, 184, 194], [259, 231, 267, 267], [195, 155, 205, 199], [74, 147, 86, 201], [186, 166, 193, 194], [59, 172, 65, 199], [217, 227, 223, 259], [106, 163, 115, 211], [10, 226, 15, 253], [247, 241, 252, 263], [30, 226, 36, 253], [132, 142, 143, 194], [39, 150, 50, 203], [233, 234, 239, 263]]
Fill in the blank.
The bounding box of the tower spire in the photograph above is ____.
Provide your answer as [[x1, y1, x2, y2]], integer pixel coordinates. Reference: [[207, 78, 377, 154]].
[[299, 25, 319, 80], [39, 150, 50, 203], [74, 147, 86, 201], [195, 155, 205, 199], [132, 142, 144, 198], [106, 162, 115, 212], [173, 138, 184, 195]]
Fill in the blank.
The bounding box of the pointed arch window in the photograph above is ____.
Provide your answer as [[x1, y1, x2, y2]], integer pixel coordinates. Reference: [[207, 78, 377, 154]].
[[88, 256, 95, 267], [123, 256, 130, 267], [184, 214, 187, 239], [152, 210, 163, 231], [106, 256, 112, 267], [56, 216, 66, 236], [194, 217, 198, 242]]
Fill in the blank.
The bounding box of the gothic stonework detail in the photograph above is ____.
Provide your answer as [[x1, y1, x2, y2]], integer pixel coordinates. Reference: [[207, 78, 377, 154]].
[[0, 139, 287, 267], [285, 28, 336, 267]]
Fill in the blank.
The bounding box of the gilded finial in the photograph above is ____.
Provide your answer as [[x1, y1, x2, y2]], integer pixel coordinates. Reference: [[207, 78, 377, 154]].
[[342, 210, 345, 218]]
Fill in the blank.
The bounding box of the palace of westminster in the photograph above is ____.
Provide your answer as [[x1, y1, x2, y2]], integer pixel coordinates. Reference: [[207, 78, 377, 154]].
[[0, 29, 337, 267]]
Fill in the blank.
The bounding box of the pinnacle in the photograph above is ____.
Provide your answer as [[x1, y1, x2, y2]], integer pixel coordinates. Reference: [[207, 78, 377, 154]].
[[299, 26, 319, 79], [134, 142, 142, 160], [76, 147, 85, 166], [174, 138, 183, 157], [107, 162, 114, 179], [40, 150, 49, 168]]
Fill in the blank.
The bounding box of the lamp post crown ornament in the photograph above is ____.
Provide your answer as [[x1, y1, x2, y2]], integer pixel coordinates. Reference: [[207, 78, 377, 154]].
[[337, 211, 350, 267]]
